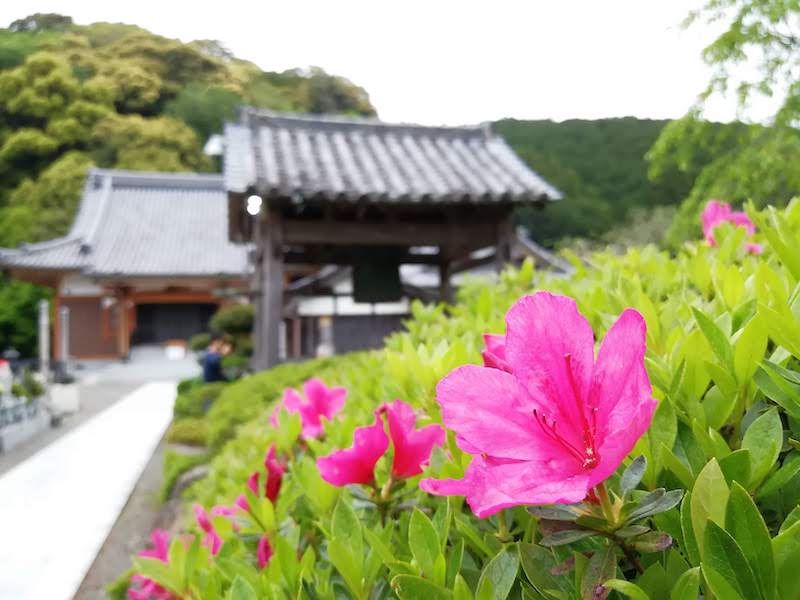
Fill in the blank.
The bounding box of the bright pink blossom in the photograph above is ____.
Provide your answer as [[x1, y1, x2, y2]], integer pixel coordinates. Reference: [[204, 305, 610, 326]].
[[482, 334, 510, 372], [317, 400, 445, 486], [246, 444, 285, 503], [129, 530, 175, 600], [420, 292, 656, 518], [701, 199, 762, 254], [257, 534, 273, 569], [270, 379, 347, 439], [383, 400, 445, 478], [194, 504, 222, 555], [317, 413, 389, 485]]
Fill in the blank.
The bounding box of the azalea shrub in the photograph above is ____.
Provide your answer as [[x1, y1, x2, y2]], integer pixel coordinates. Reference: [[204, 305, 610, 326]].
[[127, 200, 800, 600]]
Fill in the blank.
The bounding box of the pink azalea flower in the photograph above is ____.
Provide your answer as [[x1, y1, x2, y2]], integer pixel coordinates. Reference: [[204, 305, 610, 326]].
[[130, 530, 175, 600], [383, 400, 445, 479], [246, 445, 285, 503], [138, 529, 170, 562], [194, 504, 222, 555], [317, 413, 389, 486], [701, 199, 762, 254], [257, 534, 273, 569], [482, 334, 510, 372], [420, 292, 657, 518], [270, 379, 347, 439], [234, 494, 250, 512]]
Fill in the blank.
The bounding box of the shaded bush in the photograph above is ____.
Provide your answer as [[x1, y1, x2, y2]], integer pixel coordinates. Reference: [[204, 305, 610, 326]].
[[160, 450, 208, 503], [176, 376, 203, 396], [205, 356, 335, 452], [173, 381, 226, 420], [210, 303, 253, 337], [166, 417, 209, 447]]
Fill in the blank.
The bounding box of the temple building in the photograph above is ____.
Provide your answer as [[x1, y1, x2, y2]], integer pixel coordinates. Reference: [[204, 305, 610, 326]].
[[0, 108, 562, 365]]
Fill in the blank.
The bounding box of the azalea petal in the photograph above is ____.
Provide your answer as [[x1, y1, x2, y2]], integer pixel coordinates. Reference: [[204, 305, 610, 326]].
[[304, 378, 347, 419], [745, 242, 763, 255], [701, 200, 731, 245], [729, 210, 756, 236], [317, 413, 389, 486], [422, 456, 589, 518], [385, 399, 445, 478], [589, 308, 656, 485], [482, 333, 511, 372], [437, 364, 564, 461], [504, 292, 595, 445], [257, 535, 273, 569], [264, 445, 284, 502]]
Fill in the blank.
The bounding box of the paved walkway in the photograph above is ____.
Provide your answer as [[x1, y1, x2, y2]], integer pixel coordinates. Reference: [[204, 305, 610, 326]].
[[0, 381, 177, 600]]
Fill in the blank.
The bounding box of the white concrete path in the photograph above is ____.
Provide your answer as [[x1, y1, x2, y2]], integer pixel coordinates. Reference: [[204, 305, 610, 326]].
[[0, 381, 176, 600]]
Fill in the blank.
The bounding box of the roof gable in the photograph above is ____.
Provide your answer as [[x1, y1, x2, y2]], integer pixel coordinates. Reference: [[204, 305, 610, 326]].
[[0, 169, 250, 278], [225, 108, 561, 204]]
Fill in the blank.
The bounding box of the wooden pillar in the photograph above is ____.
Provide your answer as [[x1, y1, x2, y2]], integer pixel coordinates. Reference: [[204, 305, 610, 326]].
[[252, 208, 284, 371], [291, 317, 302, 358], [116, 288, 131, 359], [495, 219, 513, 272], [438, 258, 452, 303], [52, 286, 62, 361]]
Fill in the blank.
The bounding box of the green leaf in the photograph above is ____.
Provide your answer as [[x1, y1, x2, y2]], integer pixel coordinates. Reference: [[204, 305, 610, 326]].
[[704, 521, 763, 600], [332, 496, 363, 560], [391, 575, 453, 600], [327, 538, 363, 599], [755, 362, 800, 419], [363, 527, 395, 565], [409, 508, 441, 579], [539, 529, 597, 547], [669, 567, 700, 600], [518, 543, 576, 598], [702, 563, 745, 600], [227, 576, 258, 600], [742, 408, 783, 488], [446, 538, 465, 588], [771, 520, 800, 600], [692, 307, 734, 372], [735, 314, 768, 382], [476, 547, 519, 600], [603, 579, 649, 600], [453, 574, 475, 600], [726, 482, 776, 600], [718, 449, 752, 487], [631, 531, 673, 553], [621, 456, 647, 497], [579, 545, 616, 600], [627, 489, 683, 521], [680, 492, 700, 566], [691, 458, 729, 560]]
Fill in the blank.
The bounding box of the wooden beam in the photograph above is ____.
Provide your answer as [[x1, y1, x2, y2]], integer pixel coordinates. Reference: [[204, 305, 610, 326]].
[[282, 220, 496, 249], [252, 210, 284, 371], [284, 247, 442, 266]]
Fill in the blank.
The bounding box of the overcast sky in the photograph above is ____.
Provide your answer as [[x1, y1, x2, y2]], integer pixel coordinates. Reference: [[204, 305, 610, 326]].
[[0, 1, 775, 125]]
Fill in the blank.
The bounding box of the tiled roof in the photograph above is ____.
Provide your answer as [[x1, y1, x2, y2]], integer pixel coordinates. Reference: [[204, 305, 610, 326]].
[[225, 108, 561, 204], [0, 169, 250, 278]]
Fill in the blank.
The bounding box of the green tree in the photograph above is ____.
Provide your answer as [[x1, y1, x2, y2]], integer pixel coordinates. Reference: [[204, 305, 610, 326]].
[[651, 0, 800, 246], [496, 118, 682, 246], [0, 151, 91, 247], [0, 275, 50, 356], [90, 113, 211, 172], [165, 83, 242, 142]]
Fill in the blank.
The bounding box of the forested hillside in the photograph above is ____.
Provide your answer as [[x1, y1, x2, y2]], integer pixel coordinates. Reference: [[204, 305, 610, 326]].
[[496, 118, 687, 246], [0, 13, 375, 356]]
